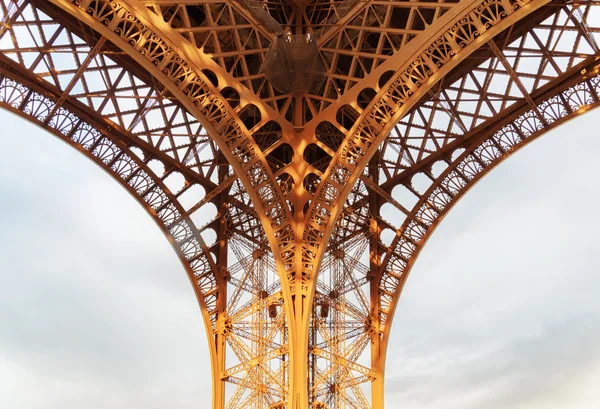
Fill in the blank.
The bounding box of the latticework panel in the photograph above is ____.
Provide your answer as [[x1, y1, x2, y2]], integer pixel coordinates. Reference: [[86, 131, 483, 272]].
[[0, 0, 232, 329], [309, 177, 375, 408], [219, 178, 289, 409], [141, 0, 465, 121], [304, 0, 460, 113], [144, 0, 290, 112], [3, 0, 600, 408], [0, 2, 290, 408], [373, 1, 600, 335]]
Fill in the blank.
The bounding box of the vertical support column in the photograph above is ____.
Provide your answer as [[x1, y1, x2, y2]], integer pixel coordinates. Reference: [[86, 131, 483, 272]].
[[213, 154, 230, 409], [288, 257, 311, 409], [281, 118, 312, 409], [368, 154, 385, 409], [213, 311, 226, 409]]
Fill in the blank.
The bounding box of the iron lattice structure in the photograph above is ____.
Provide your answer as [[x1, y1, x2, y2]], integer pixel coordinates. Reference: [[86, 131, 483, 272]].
[[1, 0, 599, 407]]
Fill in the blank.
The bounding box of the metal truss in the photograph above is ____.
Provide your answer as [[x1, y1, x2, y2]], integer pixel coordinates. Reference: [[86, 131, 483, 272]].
[[1, 0, 599, 408]]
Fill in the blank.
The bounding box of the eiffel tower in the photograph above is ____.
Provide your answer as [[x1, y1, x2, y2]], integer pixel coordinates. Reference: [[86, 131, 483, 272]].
[[0, 0, 598, 407]]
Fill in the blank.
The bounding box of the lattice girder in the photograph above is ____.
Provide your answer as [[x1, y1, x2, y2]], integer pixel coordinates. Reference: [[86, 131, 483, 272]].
[[5, 0, 600, 409], [0, 49, 227, 394], [373, 0, 600, 387], [45, 0, 300, 332], [376, 58, 600, 372]]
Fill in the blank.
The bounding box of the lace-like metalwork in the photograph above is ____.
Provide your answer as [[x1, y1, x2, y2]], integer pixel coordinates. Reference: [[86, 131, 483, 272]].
[[1, 0, 599, 407]]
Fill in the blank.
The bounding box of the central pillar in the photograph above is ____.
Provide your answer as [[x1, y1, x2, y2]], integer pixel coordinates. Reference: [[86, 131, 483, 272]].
[[289, 289, 311, 409]]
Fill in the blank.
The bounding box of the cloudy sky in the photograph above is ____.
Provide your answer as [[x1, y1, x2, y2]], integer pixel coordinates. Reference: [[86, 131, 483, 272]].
[[1, 107, 600, 409]]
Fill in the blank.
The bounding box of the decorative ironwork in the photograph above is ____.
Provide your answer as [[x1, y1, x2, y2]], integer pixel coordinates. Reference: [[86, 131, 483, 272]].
[[1, 0, 599, 408]]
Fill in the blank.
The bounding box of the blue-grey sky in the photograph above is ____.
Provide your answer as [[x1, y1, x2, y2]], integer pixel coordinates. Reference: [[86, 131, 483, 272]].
[[1, 107, 600, 409]]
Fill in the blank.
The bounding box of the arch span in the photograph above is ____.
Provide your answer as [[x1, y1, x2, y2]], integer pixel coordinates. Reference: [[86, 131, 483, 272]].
[[377, 58, 600, 361], [0, 55, 227, 404], [382, 106, 600, 408], [0, 1, 291, 401]]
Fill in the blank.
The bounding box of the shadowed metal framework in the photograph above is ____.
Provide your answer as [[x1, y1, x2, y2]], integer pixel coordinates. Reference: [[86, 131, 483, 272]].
[[1, 0, 599, 407]]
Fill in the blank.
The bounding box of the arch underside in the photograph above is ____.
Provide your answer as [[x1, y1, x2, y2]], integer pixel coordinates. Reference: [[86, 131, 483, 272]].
[[0, 2, 283, 407], [2, 0, 600, 409], [0, 17, 224, 340], [374, 2, 600, 348], [378, 60, 600, 337]]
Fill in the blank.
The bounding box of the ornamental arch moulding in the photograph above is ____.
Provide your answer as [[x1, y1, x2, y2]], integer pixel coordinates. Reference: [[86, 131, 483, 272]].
[[46, 0, 297, 283], [374, 69, 600, 396], [300, 0, 552, 332], [0, 54, 226, 400], [371, 4, 600, 385]]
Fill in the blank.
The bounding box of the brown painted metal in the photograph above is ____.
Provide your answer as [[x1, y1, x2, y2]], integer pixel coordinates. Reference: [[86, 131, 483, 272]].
[[1, 0, 599, 408]]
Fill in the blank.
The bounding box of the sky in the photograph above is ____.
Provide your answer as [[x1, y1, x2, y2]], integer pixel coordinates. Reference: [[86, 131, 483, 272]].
[[1, 107, 599, 409]]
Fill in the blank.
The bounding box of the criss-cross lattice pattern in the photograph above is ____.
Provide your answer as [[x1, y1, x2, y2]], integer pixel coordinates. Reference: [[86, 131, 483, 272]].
[[2, 0, 600, 408], [374, 2, 600, 333]]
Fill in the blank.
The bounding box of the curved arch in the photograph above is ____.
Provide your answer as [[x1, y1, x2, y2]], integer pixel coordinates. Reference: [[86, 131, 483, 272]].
[[297, 9, 552, 400], [298, 1, 557, 405], [0, 2, 294, 404], [0, 64, 225, 405], [303, 0, 550, 287], [39, 11, 308, 396], [0, 5, 294, 400], [377, 63, 600, 366], [46, 0, 296, 294], [300, 1, 600, 400]]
